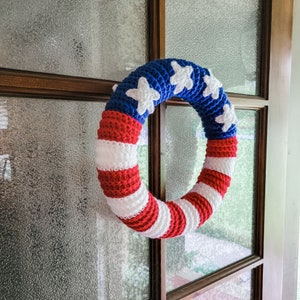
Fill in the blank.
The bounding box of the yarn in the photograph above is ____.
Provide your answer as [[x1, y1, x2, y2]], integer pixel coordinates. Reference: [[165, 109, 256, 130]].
[[96, 58, 237, 239]]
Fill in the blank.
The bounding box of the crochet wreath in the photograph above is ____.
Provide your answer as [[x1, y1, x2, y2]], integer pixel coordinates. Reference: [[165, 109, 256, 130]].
[[96, 58, 237, 239]]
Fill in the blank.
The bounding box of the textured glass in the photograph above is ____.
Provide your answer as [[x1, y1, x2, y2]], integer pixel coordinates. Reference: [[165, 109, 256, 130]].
[[0, 97, 149, 300], [166, 0, 261, 95], [165, 106, 257, 291], [182, 270, 253, 300], [0, 0, 147, 81]]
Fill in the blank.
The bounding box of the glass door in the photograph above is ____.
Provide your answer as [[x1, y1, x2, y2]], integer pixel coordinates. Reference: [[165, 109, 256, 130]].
[[147, 0, 293, 299]]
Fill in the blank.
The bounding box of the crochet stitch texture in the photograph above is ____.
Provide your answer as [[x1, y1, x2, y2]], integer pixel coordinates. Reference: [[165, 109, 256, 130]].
[[96, 58, 237, 239]]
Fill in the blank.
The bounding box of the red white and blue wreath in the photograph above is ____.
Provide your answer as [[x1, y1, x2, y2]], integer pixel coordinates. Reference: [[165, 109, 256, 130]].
[[96, 59, 237, 239]]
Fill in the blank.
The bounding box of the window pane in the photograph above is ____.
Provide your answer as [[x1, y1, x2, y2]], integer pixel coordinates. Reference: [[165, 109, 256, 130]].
[[181, 270, 253, 300], [0, 0, 147, 81], [165, 106, 257, 291], [0, 97, 149, 300], [165, 0, 261, 95]]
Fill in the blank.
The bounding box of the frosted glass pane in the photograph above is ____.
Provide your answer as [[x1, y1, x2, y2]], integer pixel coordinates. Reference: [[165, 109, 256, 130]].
[[0, 0, 147, 81], [165, 106, 257, 291], [0, 97, 149, 300], [182, 270, 253, 300], [166, 0, 261, 95]]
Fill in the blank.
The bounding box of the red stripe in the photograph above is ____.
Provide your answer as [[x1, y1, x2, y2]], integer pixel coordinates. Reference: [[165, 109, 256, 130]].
[[98, 110, 142, 144], [197, 168, 231, 198], [182, 192, 213, 226], [160, 202, 186, 238], [206, 136, 238, 157], [97, 165, 141, 198], [120, 193, 159, 232]]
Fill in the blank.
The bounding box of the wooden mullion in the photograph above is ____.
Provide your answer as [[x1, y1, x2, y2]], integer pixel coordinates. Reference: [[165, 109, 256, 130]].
[[0, 68, 116, 100], [259, 0, 272, 99], [254, 107, 268, 257], [248, 107, 267, 300], [148, 0, 165, 61], [149, 105, 166, 300], [253, 265, 263, 300], [148, 0, 166, 299], [167, 255, 263, 300]]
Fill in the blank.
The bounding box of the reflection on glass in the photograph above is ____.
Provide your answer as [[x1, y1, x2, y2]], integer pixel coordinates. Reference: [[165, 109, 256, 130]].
[[182, 270, 253, 300], [165, 106, 257, 292], [0, 97, 149, 300], [166, 0, 261, 95], [0, 0, 147, 81]]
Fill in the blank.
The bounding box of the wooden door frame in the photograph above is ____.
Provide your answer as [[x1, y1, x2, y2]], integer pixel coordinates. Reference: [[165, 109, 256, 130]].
[[263, 0, 294, 299], [282, 1, 300, 299]]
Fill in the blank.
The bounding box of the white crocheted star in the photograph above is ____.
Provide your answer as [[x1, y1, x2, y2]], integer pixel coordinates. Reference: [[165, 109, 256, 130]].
[[203, 74, 222, 99], [112, 84, 118, 92], [215, 104, 237, 132], [170, 61, 194, 94], [126, 77, 160, 115]]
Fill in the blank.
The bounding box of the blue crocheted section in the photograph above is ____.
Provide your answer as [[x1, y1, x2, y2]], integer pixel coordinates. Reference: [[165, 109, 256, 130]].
[[105, 58, 237, 139]]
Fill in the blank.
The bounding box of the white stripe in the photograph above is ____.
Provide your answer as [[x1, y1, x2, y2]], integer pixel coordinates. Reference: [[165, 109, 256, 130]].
[[175, 199, 200, 235], [106, 183, 149, 219], [96, 139, 137, 170], [142, 200, 171, 239], [203, 157, 236, 177], [189, 182, 222, 211]]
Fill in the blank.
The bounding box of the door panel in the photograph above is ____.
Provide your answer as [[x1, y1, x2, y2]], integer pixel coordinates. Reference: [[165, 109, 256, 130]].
[[0, 0, 147, 81], [0, 97, 149, 299], [165, 107, 258, 292], [165, 0, 262, 95]]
